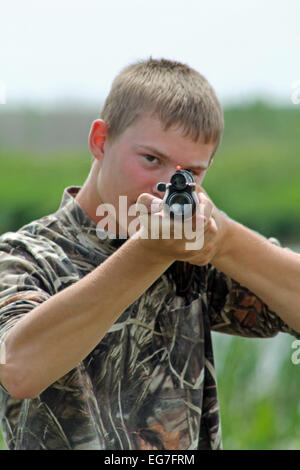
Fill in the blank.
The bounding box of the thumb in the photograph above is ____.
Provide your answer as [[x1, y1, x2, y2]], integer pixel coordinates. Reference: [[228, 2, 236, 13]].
[[136, 193, 163, 214]]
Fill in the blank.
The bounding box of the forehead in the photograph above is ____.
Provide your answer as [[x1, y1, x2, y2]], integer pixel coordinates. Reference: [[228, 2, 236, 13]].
[[120, 113, 216, 165]]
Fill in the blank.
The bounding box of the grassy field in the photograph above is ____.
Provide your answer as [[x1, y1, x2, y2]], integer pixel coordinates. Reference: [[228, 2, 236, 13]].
[[204, 102, 300, 243], [0, 102, 299, 450], [1, 101, 299, 243]]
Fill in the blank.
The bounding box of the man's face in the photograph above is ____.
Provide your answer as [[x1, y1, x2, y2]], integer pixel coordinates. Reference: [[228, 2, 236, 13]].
[[95, 113, 216, 234]]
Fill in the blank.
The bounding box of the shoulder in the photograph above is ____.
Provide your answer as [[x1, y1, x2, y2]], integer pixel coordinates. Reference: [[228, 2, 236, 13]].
[[0, 214, 68, 260], [0, 214, 82, 295]]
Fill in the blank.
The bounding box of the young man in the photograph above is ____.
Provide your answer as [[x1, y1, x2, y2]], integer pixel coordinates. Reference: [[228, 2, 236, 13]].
[[0, 58, 300, 450]]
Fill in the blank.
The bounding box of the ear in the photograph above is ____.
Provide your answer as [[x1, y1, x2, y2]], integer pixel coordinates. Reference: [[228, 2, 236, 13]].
[[89, 119, 109, 162]]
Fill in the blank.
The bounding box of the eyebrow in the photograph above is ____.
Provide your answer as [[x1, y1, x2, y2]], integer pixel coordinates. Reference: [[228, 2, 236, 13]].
[[134, 144, 210, 171]]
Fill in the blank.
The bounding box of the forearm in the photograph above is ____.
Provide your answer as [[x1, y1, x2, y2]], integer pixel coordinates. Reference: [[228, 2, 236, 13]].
[[0, 234, 173, 399], [212, 218, 300, 332]]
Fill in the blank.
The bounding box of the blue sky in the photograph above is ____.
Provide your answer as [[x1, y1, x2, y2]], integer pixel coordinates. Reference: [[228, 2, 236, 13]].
[[1, 0, 300, 109]]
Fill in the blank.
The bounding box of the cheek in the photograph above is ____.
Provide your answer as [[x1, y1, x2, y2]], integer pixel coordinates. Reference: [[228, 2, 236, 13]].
[[197, 172, 207, 185], [122, 159, 154, 189]]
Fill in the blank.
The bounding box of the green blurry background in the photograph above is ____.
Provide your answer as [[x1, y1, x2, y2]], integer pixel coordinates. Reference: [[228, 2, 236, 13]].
[[0, 101, 300, 449]]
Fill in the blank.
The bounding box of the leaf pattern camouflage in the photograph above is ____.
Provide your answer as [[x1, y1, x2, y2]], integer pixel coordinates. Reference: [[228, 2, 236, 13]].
[[0, 187, 299, 450]]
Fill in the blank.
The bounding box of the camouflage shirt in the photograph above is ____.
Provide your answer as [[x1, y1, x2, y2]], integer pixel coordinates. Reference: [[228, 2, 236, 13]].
[[0, 186, 298, 450]]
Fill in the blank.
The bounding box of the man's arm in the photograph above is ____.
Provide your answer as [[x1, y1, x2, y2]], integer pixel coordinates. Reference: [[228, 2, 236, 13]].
[[181, 189, 300, 333], [212, 217, 300, 331], [0, 233, 173, 400]]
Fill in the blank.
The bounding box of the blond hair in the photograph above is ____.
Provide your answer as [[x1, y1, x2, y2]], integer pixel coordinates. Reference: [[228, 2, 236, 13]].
[[100, 58, 224, 155]]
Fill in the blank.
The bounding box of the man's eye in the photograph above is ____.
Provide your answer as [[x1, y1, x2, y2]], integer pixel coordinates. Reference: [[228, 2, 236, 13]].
[[143, 155, 159, 164]]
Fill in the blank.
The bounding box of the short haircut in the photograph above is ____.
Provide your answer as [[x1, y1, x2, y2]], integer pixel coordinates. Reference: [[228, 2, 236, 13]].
[[100, 57, 224, 156]]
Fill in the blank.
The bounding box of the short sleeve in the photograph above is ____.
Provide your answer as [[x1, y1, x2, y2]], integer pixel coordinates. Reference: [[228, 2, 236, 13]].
[[0, 235, 52, 346], [206, 264, 300, 339]]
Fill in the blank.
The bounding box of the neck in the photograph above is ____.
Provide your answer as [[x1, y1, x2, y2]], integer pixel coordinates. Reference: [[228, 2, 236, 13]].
[[75, 162, 102, 225], [75, 162, 122, 237]]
